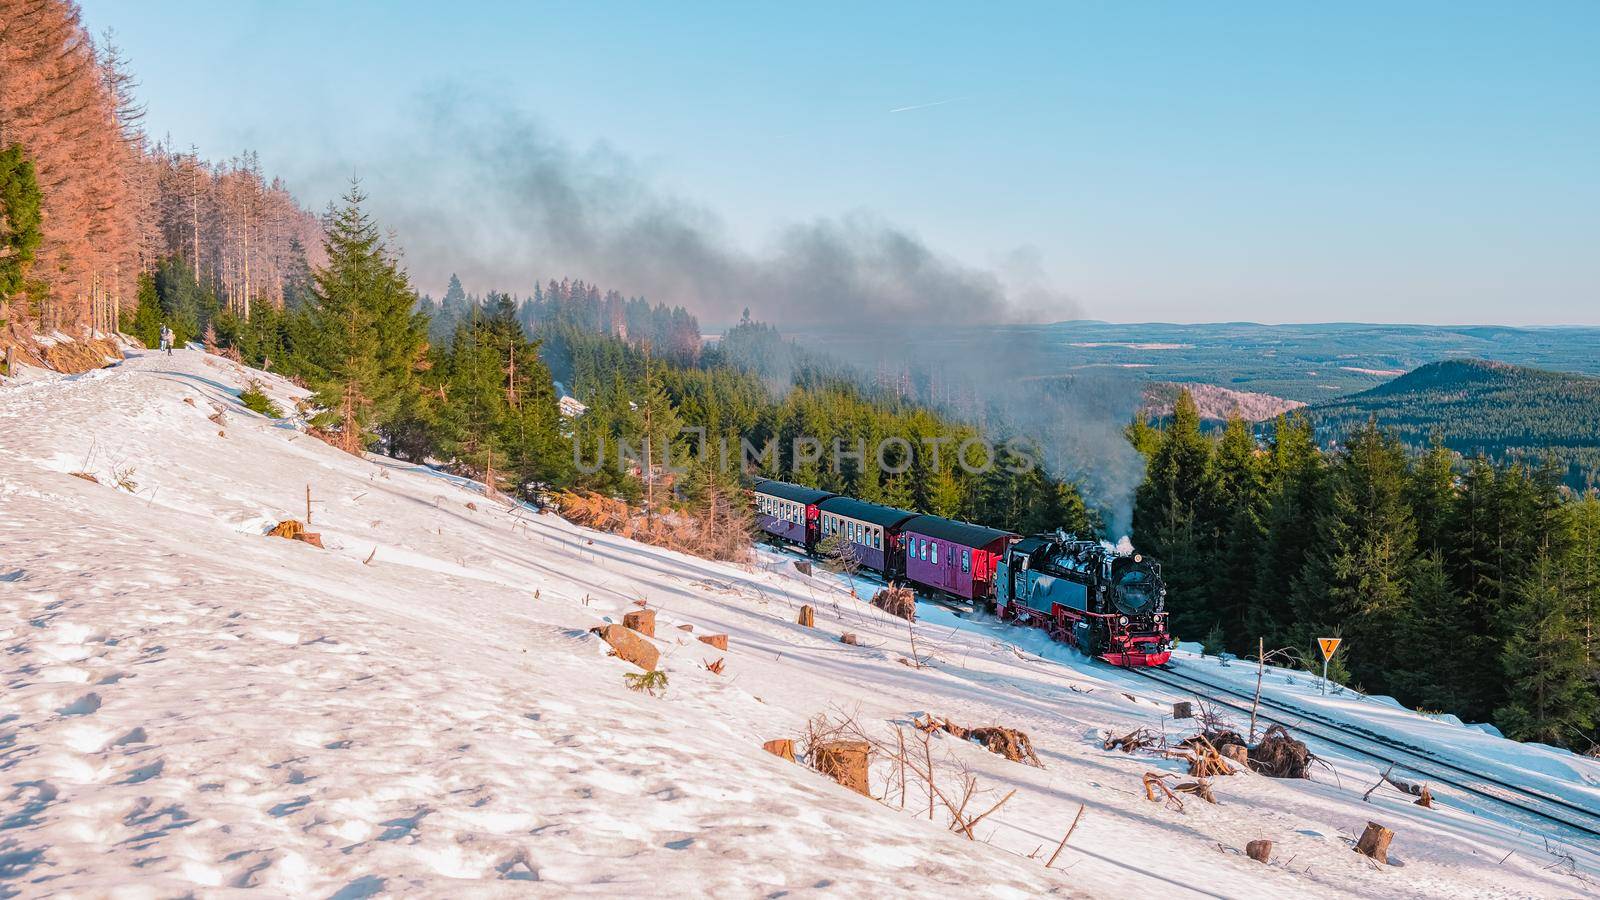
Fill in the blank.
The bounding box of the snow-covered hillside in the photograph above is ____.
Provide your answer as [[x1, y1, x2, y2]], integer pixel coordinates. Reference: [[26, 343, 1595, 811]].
[[2, 350, 1597, 897]]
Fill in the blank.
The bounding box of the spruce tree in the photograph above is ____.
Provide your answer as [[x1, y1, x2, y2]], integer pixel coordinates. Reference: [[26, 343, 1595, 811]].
[[304, 183, 427, 454], [1134, 390, 1214, 638], [1495, 544, 1598, 745], [1290, 422, 1416, 691], [1248, 412, 1324, 644], [1205, 415, 1267, 648], [0, 143, 44, 319]]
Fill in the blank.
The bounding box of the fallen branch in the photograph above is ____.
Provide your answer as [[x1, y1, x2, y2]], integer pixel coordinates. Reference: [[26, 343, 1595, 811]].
[[1046, 804, 1086, 868]]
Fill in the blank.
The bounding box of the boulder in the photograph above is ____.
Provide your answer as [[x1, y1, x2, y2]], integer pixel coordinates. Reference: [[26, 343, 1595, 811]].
[[762, 739, 796, 762], [591, 624, 660, 671], [623, 609, 656, 637], [697, 633, 728, 651]]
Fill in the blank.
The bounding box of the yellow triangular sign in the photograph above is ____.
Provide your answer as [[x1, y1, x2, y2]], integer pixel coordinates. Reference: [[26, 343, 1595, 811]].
[[1318, 637, 1342, 660]]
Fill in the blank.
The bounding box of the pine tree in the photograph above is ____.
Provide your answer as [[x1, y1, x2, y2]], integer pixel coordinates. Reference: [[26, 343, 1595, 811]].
[[1567, 494, 1600, 665], [1407, 438, 1457, 555], [1134, 390, 1214, 638], [0, 143, 45, 320], [1290, 422, 1416, 692], [1204, 415, 1266, 648], [303, 183, 426, 454], [1495, 544, 1598, 745], [122, 271, 161, 348], [1248, 412, 1325, 643], [1387, 551, 1472, 712]]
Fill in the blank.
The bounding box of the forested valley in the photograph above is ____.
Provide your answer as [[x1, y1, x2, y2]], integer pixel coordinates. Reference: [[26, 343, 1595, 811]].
[[1132, 395, 1600, 749]]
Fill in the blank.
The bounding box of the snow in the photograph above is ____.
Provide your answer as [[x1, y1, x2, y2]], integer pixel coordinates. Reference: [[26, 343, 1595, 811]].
[[2, 349, 1598, 897]]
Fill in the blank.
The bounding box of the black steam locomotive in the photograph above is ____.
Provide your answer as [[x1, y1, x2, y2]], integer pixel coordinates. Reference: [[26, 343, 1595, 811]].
[[994, 531, 1172, 666]]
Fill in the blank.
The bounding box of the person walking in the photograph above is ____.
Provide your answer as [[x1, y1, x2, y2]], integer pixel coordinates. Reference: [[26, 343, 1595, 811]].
[[159, 324, 174, 356]]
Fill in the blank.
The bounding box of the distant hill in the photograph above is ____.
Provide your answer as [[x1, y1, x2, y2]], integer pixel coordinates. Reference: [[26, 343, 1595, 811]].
[[795, 321, 1600, 403], [1142, 382, 1304, 423], [1304, 358, 1600, 488]]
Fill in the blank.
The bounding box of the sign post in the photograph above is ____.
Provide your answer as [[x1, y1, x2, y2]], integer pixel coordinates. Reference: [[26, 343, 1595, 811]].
[[1317, 637, 1342, 695]]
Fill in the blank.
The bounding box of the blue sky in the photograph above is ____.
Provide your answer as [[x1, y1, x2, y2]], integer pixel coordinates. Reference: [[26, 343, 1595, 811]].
[[81, 1, 1599, 324]]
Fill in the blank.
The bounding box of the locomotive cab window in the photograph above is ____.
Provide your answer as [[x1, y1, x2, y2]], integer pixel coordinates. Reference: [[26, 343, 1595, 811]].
[[961, 549, 970, 573]]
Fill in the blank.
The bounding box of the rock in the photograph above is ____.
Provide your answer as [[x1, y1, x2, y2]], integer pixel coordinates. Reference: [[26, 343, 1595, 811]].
[[839, 633, 859, 646], [813, 740, 871, 796], [591, 624, 661, 671], [268, 520, 323, 549], [763, 739, 796, 762], [1173, 701, 1193, 720], [798, 605, 815, 628], [1246, 839, 1272, 863], [794, 560, 812, 577], [677, 623, 694, 632], [466, 501, 478, 511], [697, 633, 728, 651], [623, 609, 656, 637], [1354, 821, 1394, 864]]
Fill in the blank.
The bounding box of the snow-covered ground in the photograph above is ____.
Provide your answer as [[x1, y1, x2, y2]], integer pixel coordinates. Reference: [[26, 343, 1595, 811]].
[[2, 349, 1597, 897]]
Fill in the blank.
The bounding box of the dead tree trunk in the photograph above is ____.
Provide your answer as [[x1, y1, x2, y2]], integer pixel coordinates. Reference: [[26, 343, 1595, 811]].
[[1354, 822, 1394, 864], [1246, 839, 1272, 863]]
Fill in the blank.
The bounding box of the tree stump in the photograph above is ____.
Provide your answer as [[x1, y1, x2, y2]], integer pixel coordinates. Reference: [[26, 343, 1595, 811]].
[[813, 740, 871, 796], [591, 624, 660, 671], [1415, 786, 1433, 808], [623, 609, 656, 637], [1246, 839, 1272, 863], [697, 633, 728, 651], [1354, 821, 1394, 864], [1173, 701, 1193, 720], [1221, 744, 1250, 767], [762, 739, 796, 762], [798, 605, 815, 628]]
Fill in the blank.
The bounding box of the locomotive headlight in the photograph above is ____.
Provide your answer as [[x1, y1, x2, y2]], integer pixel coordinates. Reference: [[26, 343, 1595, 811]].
[[1119, 615, 1128, 625], [1134, 554, 1142, 563]]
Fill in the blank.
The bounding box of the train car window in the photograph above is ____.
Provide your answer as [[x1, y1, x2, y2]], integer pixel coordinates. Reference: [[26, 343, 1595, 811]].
[[919, 539, 927, 560], [962, 549, 970, 573], [931, 542, 938, 565]]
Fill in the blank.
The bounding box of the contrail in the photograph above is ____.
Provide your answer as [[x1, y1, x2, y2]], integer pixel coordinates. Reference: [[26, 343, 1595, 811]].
[[889, 98, 957, 114]]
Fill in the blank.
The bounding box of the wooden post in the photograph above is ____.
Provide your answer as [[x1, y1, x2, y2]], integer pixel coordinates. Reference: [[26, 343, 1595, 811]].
[[1173, 701, 1193, 720], [3, 345, 15, 377], [305, 484, 312, 524], [1354, 821, 1394, 864], [1251, 636, 1264, 743], [798, 605, 815, 628], [1246, 839, 1273, 863]]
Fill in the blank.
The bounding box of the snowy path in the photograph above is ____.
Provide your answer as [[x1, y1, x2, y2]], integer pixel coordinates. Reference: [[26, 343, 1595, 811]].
[[1, 350, 1595, 897]]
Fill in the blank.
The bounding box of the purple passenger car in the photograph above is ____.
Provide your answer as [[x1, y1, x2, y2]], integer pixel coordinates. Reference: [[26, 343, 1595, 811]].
[[901, 516, 1017, 603], [816, 496, 918, 579], [752, 479, 835, 548]]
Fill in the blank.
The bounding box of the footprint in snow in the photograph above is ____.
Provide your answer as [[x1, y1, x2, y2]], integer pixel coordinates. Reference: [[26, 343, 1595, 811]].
[[57, 692, 101, 716]]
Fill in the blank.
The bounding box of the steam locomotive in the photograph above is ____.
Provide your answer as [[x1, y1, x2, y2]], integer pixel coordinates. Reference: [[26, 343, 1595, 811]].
[[995, 532, 1171, 666], [752, 479, 1173, 666]]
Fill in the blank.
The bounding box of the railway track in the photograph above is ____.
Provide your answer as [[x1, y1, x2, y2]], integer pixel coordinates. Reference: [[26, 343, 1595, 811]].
[[766, 537, 1600, 844], [1130, 663, 1600, 843]]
